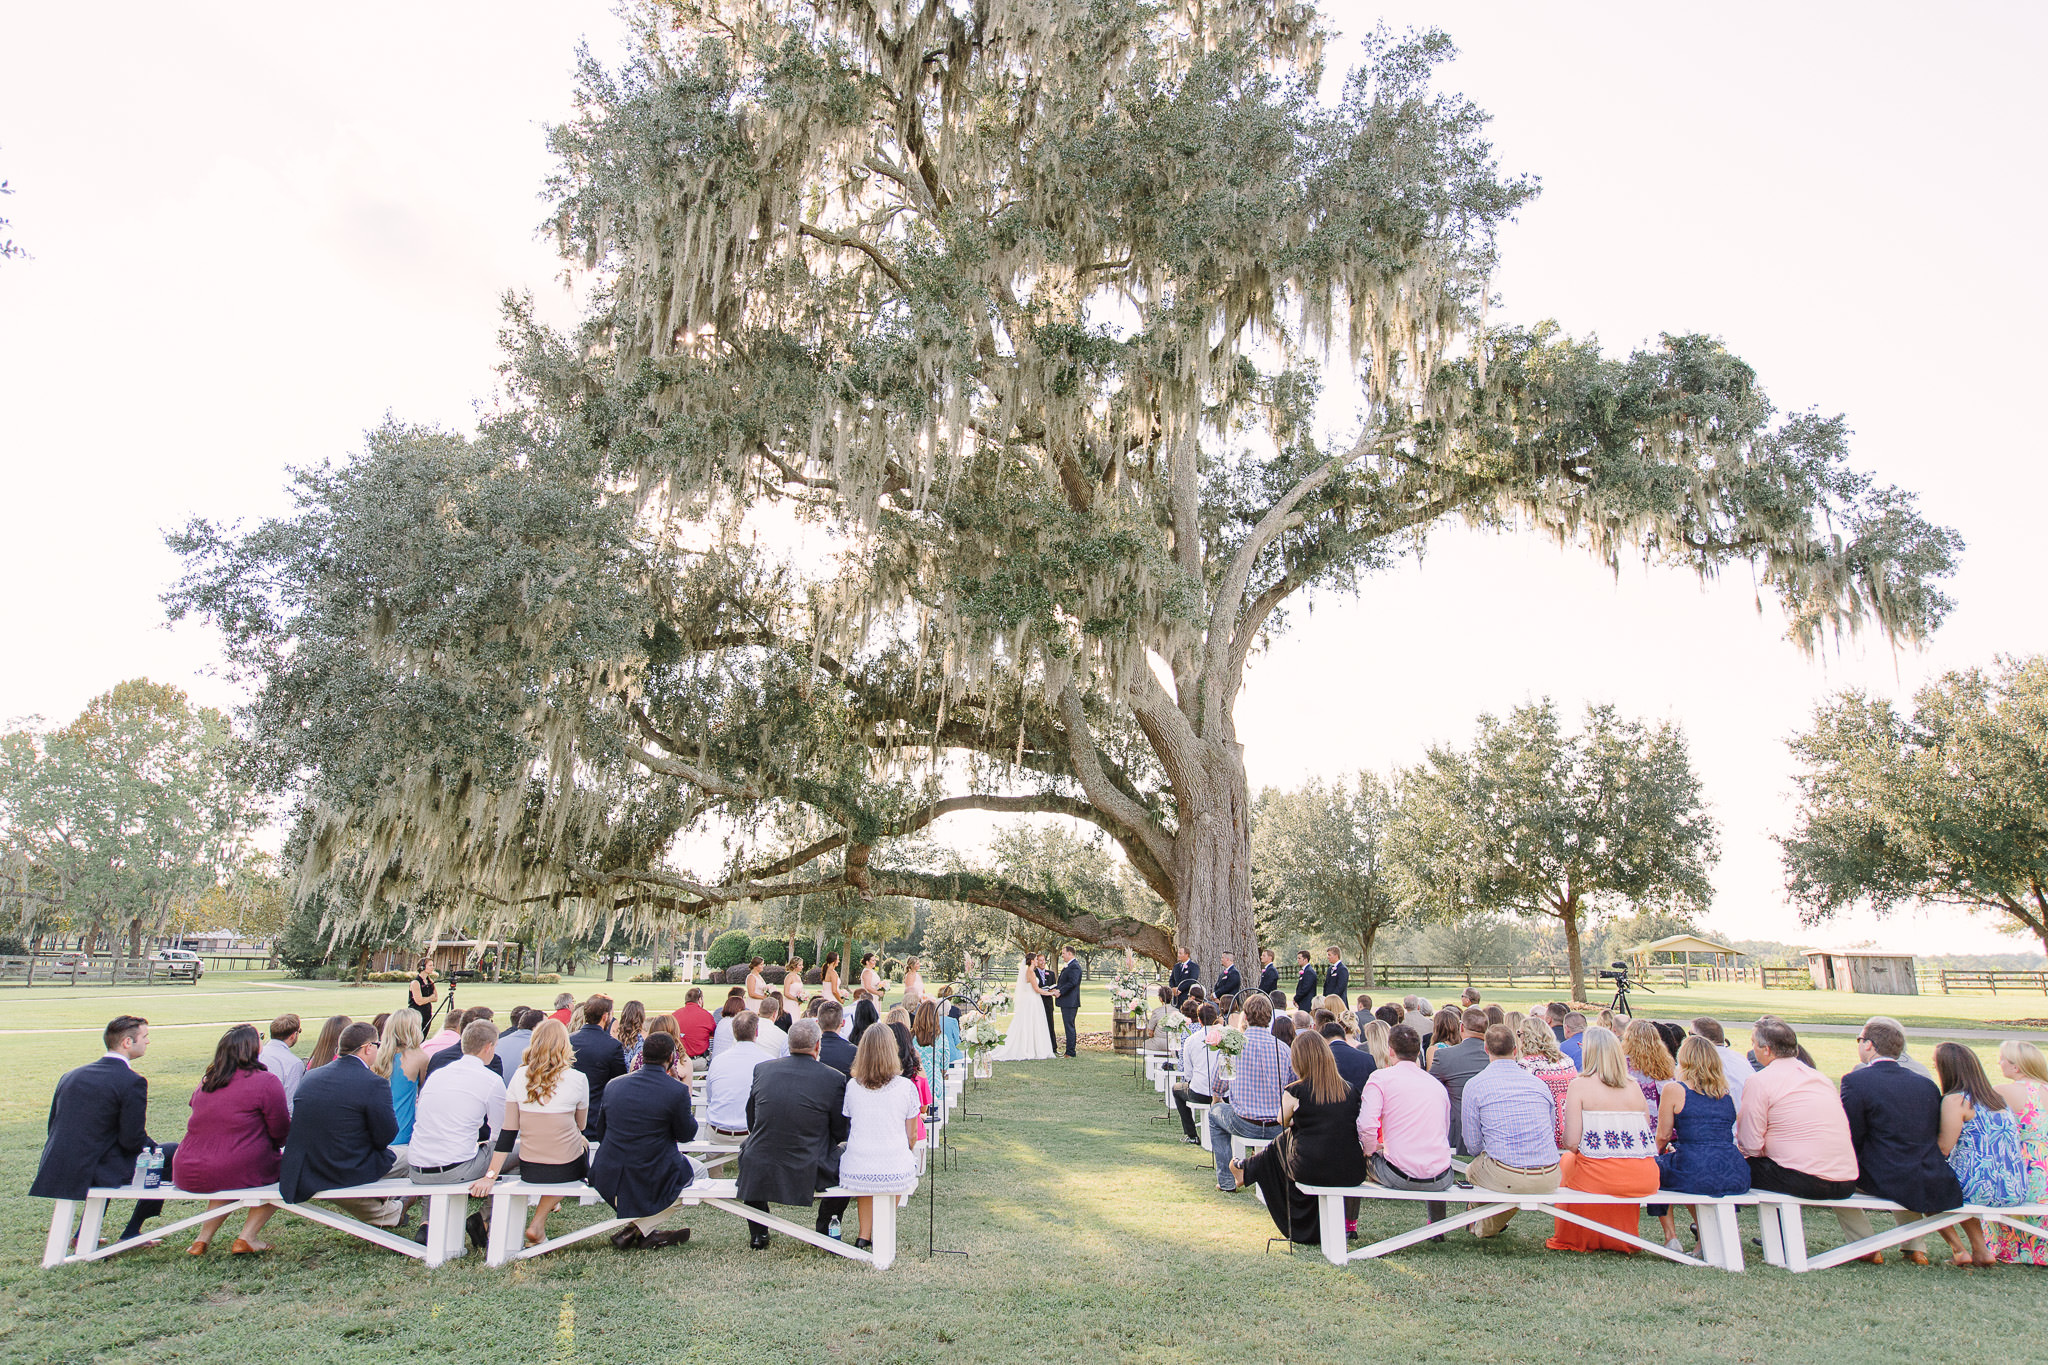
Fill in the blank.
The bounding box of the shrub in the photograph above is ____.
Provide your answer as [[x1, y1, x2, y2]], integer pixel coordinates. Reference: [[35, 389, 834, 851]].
[[312, 964, 343, 981], [629, 972, 652, 983], [748, 935, 794, 967], [802, 965, 824, 985], [705, 930, 752, 972], [367, 971, 413, 983], [723, 964, 752, 985], [882, 958, 904, 980], [0, 936, 26, 956], [507, 972, 560, 985], [652, 963, 675, 983]]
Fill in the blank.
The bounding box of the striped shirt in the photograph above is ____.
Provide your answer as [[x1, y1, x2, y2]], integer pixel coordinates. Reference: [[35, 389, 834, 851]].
[[1461, 1058, 1561, 1167]]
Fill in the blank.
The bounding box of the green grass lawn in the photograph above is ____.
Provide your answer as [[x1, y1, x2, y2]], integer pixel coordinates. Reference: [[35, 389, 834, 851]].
[[0, 978, 2039, 1364]]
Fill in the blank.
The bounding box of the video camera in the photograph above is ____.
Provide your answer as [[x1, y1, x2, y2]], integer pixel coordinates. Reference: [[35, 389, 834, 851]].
[[1597, 961, 1629, 982]]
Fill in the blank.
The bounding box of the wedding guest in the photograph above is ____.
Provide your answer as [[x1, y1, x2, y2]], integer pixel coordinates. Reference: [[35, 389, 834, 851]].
[[913, 1001, 953, 1084], [676, 989, 718, 1061], [839, 1024, 923, 1251], [849, 996, 882, 1047], [1143, 987, 1179, 1055], [1271, 1013, 1297, 1048], [279, 1022, 402, 1230], [496, 1007, 536, 1081], [1621, 1019, 1679, 1241], [1836, 1019, 1959, 1266], [705, 1012, 774, 1139], [571, 996, 628, 1129], [405, 1019, 507, 1251], [1234, 1031, 1368, 1244], [1356, 1024, 1454, 1231], [1689, 1018, 1753, 1112], [1515, 1015, 1577, 1147], [1175, 1004, 1223, 1143], [259, 1014, 305, 1113], [1355, 994, 1374, 1017], [471, 1019, 588, 1248], [1484, 1005, 1506, 1028], [1210, 995, 1295, 1192], [756, 996, 793, 1056], [614, 1000, 648, 1073], [737, 1017, 853, 1248], [1847, 1015, 1935, 1082], [888, 1021, 931, 1142], [1544, 1002, 1570, 1037], [1374, 1004, 1403, 1031], [1462, 1024, 1562, 1237], [1320, 1021, 1374, 1089], [426, 1007, 502, 1083], [305, 1014, 352, 1072], [1430, 1009, 1491, 1155], [1737, 1017, 1866, 1253], [633, 1013, 688, 1080], [710, 995, 749, 1060], [31, 1016, 179, 1247], [1503, 1009, 1525, 1040], [177, 1025, 289, 1256], [548, 991, 575, 1026], [1653, 1036, 1749, 1254], [1320, 994, 1348, 1020], [1461, 987, 1482, 1009], [1991, 1040, 2048, 1264], [589, 1031, 702, 1251], [372, 1013, 391, 1035], [1653, 1020, 1685, 1060], [1547, 1027, 1660, 1254], [1558, 1012, 1588, 1068], [1934, 1041, 2029, 1267], [372, 1010, 431, 1155], [817, 1002, 857, 1073], [1359, 1020, 1394, 1070]]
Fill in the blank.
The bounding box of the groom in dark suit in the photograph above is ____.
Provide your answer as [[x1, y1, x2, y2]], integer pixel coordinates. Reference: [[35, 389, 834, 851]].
[[1034, 954, 1055, 1042], [1054, 947, 1084, 1058]]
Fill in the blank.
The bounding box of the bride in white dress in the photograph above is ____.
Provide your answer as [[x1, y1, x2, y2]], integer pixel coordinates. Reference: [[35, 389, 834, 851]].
[[989, 955, 1057, 1061]]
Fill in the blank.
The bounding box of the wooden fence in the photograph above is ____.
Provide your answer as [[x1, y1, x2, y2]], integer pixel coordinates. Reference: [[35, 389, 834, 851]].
[[1935, 969, 2048, 995], [1365, 963, 1812, 993], [0, 953, 270, 987]]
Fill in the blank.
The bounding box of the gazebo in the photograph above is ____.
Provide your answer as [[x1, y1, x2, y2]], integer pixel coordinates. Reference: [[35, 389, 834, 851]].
[[1629, 933, 1741, 984]]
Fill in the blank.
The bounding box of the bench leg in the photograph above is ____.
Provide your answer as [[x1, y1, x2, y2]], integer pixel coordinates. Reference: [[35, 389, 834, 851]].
[[44, 1200, 77, 1268], [423, 1193, 464, 1267], [1780, 1205, 1809, 1272], [1700, 1203, 1744, 1273], [74, 1198, 107, 1259], [1757, 1204, 1785, 1267], [1318, 1194, 1349, 1266], [486, 1192, 523, 1267], [871, 1193, 898, 1270]]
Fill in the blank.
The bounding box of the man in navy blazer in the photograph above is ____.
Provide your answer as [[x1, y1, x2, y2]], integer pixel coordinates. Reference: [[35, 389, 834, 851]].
[[1323, 948, 1349, 1004], [1294, 951, 1320, 1011], [1167, 949, 1200, 1002], [1213, 953, 1242, 1000], [571, 995, 629, 1134], [590, 1032, 702, 1250], [1838, 1020, 1963, 1264], [1055, 946, 1084, 1058], [1257, 950, 1279, 995], [278, 1021, 403, 1227], [31, 1015, 175, 1244], [815, 1002, 857, 1074]]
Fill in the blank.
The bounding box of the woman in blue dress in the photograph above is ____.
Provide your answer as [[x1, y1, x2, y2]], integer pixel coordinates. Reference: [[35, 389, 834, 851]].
[[1935, 1041, 2030, 1267], [1653, 1036, 1750, 1254]]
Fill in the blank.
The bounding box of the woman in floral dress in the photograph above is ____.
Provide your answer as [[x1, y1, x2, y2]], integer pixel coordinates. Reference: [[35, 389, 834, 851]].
[[1990, 1040, 2048, 1266], [1934, 1042, 2030, 1267]]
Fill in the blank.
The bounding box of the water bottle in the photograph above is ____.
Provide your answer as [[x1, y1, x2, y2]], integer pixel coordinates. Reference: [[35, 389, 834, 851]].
[[132, 1151, 150, 1188], [142, 1146, 163, 1189]]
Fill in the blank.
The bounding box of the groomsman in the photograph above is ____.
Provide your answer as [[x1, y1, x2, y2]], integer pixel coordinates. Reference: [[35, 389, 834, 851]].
[[1213, 953, 1241, 1000], [1294, 951, 1320, 1011], [1167, 948, 1200, 1002], [1324, 948, 1349, 1004], [1257, 949, 1279, 995]]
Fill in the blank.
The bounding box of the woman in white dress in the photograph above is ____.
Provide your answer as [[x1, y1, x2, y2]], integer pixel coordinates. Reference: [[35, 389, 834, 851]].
[[820, 952, 844, 1005], [859, 952, 884, 1000], [901, 957, 926, 1006], [991, 956, 1057, 1061], [839, 1027, 923, 1251]]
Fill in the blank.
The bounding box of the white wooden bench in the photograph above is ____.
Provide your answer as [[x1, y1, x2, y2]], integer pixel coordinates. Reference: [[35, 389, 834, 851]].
[[486, 1171, 918, 1271], [44, 1177, 479, 1269], [1749, 1191, 2048, 1271]]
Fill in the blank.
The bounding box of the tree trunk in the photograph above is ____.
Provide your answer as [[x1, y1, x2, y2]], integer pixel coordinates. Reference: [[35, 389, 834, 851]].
[[606, 950, 615, 983], [1359, 923, 1379, 989], [1172, 742, 1258, 985], [353, 944, 371, 985], [1560, 900, 1585, 1003]]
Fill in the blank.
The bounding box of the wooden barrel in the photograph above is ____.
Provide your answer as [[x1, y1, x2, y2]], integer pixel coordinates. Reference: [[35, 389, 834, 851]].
[[1111, 1014, 1141, 1054]]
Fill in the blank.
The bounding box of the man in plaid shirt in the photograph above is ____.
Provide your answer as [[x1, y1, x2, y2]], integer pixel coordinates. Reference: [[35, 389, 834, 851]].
[[1207, 995, 1295, 1191]]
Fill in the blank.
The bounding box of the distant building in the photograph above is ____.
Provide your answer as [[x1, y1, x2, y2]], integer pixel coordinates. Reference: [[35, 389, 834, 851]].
[[1804, 948, 1918, 995], [186, 929, 257, 952]]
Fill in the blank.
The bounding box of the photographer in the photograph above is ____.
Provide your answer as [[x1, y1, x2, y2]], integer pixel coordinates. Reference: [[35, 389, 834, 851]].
[[408, 959, 439, 1031]]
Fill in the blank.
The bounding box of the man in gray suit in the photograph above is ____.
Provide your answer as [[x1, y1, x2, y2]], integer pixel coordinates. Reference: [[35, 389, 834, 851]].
[[735, 1020, 851, 1249], [1428, 1007, 1492, 1155]]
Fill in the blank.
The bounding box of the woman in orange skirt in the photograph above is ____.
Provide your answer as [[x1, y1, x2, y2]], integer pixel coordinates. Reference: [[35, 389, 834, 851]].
[[1548, 1027, 1661, 1253]]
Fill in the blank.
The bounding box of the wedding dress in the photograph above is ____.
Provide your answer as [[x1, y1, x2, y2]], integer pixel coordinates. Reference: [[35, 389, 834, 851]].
[[989, 957, 1057, 1061]]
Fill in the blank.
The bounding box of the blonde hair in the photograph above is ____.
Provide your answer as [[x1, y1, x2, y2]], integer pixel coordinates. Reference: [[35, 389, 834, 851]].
[[1360, 1020, 1393, 1069], [521, 1018, 572, 1105], [372, 1009, 423, 1078], [1675, 1035, 1729, 1100], [1515, 1015, 1563, 1064], [1320, 994, 1347, 1016], [852, 1024, 902, 1090], [884, 1005, 911, 1027], [2001, 1039, 2048, 1084], [1623, 1019, 1675, 1082], [1580, 1026, 1628, 1088], [1504, 1010, 1526, 1035]]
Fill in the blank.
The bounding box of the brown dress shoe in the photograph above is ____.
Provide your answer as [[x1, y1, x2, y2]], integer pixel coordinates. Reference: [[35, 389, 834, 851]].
[[1904, 1251, 1930, 1266], [641, 1229, 691, 1249], [1854, 1252, 1884, 1265]]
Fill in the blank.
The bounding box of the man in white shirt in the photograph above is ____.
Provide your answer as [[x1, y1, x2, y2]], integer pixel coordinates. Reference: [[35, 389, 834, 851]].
[[403, 1020, 510, 1250], [259, 1014, 306, 1114], [753, 997, 790, 1058], [705, 1012, 774, 1137], [710, 1006, 740, 1061]]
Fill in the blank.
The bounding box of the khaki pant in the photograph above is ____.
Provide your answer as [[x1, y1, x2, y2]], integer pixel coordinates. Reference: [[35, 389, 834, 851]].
[[1466, 1153, 1561, 1238], [326, 1197, 403, 1228], [1835, 1207, 1928, 1255], [630, 1158, 712, 1234]]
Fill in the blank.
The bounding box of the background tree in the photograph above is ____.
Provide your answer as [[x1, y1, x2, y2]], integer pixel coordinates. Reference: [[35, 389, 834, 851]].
[[0, 680, 256, 957], [1253, 772, 1404, 984], [1780, 655, 2048, 957], [167, 1, 1955, 974], [1389, 700, 1719, 999]]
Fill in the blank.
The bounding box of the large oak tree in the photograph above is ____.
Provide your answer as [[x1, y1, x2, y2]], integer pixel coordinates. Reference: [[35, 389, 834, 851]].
[[168, 1, 1955, 969]]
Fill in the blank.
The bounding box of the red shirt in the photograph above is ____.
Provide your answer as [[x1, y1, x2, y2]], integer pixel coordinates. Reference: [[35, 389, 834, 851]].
[[549, 1008, 572, 1026], [677, 1003, 717, 1057]]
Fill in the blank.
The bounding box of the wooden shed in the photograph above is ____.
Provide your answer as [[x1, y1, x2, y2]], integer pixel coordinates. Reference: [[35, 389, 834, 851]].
[[1804, 948, 1918, 996]]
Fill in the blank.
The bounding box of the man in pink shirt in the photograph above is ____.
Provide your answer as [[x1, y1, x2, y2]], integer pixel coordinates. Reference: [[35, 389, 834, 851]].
[[1356, 1024, 1455, 1233], [1736, 1016, 1871, 1254]]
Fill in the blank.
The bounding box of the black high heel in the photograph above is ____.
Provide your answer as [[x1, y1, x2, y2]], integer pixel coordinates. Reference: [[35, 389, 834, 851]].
[[853, 1237, 873, 1251]]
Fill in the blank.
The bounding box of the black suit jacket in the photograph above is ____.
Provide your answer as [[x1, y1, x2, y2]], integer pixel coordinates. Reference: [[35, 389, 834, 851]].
[[1330, 1039, 1376, 1090], [31, 1056, 154, 1200], [1055, 959, 1083, 1009], [278, 1055, 398, 1203], [818, 1031, 857, 1075], [1259, 963, 1279, 994], [736, 1054, 851, 1206], [1167, 960, 1200, 997], [1324, 961, 1349, 1003], [589, 1066, 699, 1219], [1295, 964, 1319, 1010], [1214, 966, 1242, 999], [1840, 1058, 1964, 1212], [571, 1026, 629, 1115]]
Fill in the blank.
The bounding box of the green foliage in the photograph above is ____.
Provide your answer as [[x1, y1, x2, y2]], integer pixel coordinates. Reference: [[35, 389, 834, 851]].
[[704, 929, 752, 971], [1390, 700, 1719, 999], [1253, 772, 1404, 981], [652, 963, 675, 983], [1780, 655, 2048, 955], [747, 934, 795, 967]]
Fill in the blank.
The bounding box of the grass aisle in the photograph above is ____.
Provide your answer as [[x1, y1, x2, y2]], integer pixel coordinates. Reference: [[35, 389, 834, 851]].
[[0, 1035, 2029, 1364]]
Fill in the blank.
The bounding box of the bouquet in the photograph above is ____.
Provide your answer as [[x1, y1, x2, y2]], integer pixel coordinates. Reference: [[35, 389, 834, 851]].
[[1108, 959, 1152, 1019], [976, 987, 1012, 1017], [1213, 1027, 1247, 1057], [962, 1020, 1006, 1054]]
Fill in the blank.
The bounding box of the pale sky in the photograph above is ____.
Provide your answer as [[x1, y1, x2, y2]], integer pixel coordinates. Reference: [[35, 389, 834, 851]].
[[1, 3, 2041, 956]]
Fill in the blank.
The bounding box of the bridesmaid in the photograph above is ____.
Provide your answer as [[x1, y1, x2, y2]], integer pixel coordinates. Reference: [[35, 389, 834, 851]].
[[859, 951, 884, 1000], [744, 957, 769, 1006], [1991, 1040, 2048, 1265], [901, 957, 925, 1006], [1935, 1041, 2030, 1267], [820, 951, 844, 1005], [782, 958, 808, 1008]]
